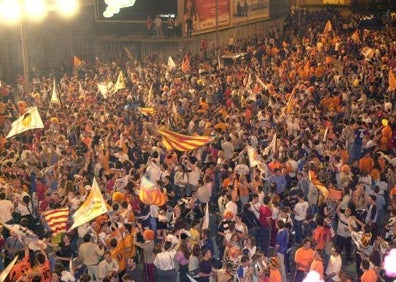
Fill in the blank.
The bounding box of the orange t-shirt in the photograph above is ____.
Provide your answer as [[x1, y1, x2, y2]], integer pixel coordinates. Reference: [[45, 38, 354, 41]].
[[295, 247, 314, 271], [9, 255, 30, 281], [361, 269, 378, 282], [269, 268, 282, 282], [310, 259, 324, 280]]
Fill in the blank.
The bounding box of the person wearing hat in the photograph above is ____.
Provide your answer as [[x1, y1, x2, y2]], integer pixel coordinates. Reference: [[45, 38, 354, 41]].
[[133, 226, 155, 282], [268, 256, 282, 282]]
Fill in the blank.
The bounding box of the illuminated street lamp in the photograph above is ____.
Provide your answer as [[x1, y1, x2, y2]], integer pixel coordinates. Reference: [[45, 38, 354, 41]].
[[0, 0, 79, 95]]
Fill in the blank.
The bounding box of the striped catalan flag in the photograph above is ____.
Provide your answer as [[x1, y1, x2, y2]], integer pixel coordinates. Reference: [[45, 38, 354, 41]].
[[42, 208, 69, 235], [157, 128, 214, 152], [181, 54, 191, 74], [308, 170, 329, 200], [138, 107, 155, 116]]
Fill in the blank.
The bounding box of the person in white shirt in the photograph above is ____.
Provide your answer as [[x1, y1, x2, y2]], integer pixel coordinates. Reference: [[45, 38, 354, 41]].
[[98, 251, 119, 281], [221, 137, 235, 160], [0, 191, 14, 223], [224, 195, 238, 218], [153, 241, 178, 281], [293, 191, 309, 244], [325, 246, 342, 281]]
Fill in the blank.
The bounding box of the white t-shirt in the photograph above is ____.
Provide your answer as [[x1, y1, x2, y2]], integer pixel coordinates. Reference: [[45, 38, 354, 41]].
[[294, 201, 309, 221], [0, 199, 13, 222], [326, 255, 342, 281]]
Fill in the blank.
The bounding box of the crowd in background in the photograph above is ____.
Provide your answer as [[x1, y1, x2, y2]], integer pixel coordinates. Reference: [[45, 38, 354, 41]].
[[0, 7, 395, 282]]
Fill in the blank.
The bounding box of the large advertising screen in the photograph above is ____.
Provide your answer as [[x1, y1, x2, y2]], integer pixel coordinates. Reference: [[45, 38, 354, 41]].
[[183, 0, 230, 33], [95, 0, 178, 22], [232, 0, 270, 22]]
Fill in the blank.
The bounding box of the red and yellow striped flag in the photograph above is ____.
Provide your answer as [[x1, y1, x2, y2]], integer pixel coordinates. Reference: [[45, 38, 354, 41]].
[[323, 20, 332, 34], [389, 70, 396, 91], [181, 54, 191, 74], [42, 208, 69, 235], [308, 170, 329, 200], [138, 107, 155, 116], [157, 128, 213, 151], [351, 30, 360, 42]]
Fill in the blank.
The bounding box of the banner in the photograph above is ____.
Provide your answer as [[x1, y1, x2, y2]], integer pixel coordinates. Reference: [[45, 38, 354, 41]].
[[183, 0, 230, 33], [232, 0, 270, 22]]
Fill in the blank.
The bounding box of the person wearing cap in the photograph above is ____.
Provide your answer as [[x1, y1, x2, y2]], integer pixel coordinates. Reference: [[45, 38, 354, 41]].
[[269, 256, 282, 282]]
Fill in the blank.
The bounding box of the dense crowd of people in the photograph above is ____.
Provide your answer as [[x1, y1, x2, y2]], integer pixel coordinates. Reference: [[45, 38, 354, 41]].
[[0, 7, 395, 282]]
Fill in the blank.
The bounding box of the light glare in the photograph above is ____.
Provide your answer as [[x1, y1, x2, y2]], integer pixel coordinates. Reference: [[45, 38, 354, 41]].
[[0, 0, 22, 23], [57, 0, 78, 17], [25, 0, 47, 21]]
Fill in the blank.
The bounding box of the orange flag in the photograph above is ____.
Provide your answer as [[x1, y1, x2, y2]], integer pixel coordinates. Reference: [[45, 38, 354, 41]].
[[304, 61, 310, 78], [389, 70, 396, 91], [72, 56, 83, 75], [309, 170, 329, 200], [181, 54, 191, 74]]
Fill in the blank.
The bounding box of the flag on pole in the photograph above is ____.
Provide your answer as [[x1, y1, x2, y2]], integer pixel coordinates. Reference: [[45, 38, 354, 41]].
[[42, 208, 69, 235], [217, 54, 222, 70], [78, 82, 85, 98], [138, 107, 156, 116], [323, 20, 332, 34], [323, 126, 329, 142], [308, 170, 329, 200], [202, 203, 209, 230], [256, 75, 266, 89], [6, 106, 44, 139], [123, 47, 133, 60], [0, 255, 18, 282], [98, 82, 109, 98], [351, 30, 360, 42], [114, 71, 126, 92], [262, 133, 277, 158], [168, 56, 176, 70], [244, 73, 252, 89], [181, 54, 191, 74], [304, 61, 310, 78], [50, 79, 61, 105], [389, 69, 396, 91], [157, 128, 214, 152], [72, 56, 83, 75], [172, 101, 181, 121], [361, 47, 375, 61], [69, 178, 108, 231], [147, 83, 153, 103], [139, 176, 167, 206]]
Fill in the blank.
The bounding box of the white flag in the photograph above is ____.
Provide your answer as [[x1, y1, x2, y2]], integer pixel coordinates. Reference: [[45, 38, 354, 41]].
[[168, 56, 176, 70], [262, 133, 277, 158], [0, 255, 18, 282], [202, 202, 209, 230], [6, 106, 44, 139], [114, 71, 126, 92], [69, 178, 108, 231], [50, 79, 61, 105], [256, 75, 266, 89], [97, 82, 109, 98]]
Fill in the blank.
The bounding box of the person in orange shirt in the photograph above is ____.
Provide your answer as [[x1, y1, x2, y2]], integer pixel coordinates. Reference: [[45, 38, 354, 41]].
[[360, 259, 378, 282], [8, 247, 31, 281], [359, 151, 374, 174], [310, 250, 324, 280], [269, 256, 282, 282], [294, 238, 314, 282]]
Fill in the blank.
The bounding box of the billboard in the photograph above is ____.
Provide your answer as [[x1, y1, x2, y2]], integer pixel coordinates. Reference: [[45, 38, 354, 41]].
[[95, 0, 178, 22], [183, 0, 230, 33], [232, 0, 270, 22]]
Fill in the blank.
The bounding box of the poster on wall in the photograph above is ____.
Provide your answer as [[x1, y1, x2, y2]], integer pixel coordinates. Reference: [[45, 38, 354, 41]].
[[183, 0, 230, 33], [232, 0, 270, 22]]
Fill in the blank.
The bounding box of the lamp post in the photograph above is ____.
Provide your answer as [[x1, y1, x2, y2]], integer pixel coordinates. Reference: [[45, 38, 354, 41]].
[[0, 0, 78, 96]]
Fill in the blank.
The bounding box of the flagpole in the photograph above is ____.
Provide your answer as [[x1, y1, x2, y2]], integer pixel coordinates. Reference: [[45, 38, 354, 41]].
[[20, 22, 30, 97]]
